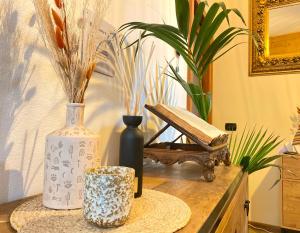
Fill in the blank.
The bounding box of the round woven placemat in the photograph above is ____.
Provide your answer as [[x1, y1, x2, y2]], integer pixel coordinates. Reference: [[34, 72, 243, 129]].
[[10, 189, 191, 233]]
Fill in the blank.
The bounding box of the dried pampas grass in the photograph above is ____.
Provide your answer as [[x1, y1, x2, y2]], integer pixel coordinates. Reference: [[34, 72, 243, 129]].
[[33, 0, 108, 103], [98, 33, 177, 116], [146, 63, 177, 107], [100, 34, 154, 116], [143, 62, 177, 136]]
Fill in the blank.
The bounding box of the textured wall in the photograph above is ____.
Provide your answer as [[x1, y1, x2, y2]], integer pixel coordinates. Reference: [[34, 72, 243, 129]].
[[0, 0, 186, 203]]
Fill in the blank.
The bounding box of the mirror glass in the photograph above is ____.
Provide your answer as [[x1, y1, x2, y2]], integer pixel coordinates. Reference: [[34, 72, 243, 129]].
[[267, 4, 300, 57]]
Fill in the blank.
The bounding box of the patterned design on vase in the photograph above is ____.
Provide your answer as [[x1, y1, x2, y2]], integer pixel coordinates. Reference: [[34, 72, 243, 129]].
[[43, 103, 100, 210], [84, 166, 135, 227]]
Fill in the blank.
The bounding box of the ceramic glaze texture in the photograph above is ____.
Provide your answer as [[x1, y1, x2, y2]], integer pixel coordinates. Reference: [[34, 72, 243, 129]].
[[84, 166, 135, 227], [43, 104, 100, 210]]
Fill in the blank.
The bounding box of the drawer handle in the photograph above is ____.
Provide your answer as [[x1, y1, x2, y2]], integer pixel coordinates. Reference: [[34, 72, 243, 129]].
[[244, 200, 250, 216]]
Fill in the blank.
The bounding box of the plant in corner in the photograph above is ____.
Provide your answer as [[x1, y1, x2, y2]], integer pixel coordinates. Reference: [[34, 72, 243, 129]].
[[229, 126, 284, 185], [120, 0, 252, 121], [33, 0, 108, 209]]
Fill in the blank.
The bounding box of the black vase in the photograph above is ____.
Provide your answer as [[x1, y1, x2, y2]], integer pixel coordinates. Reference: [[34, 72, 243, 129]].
[[119, 115, 144, 198]]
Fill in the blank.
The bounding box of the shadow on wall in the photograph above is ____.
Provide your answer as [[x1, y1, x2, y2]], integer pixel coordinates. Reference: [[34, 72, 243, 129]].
[[86, 35, 181, 165], [85, 58, 180, 165], [85, 70, 124, 166], [250, 164, 282, 225], [0, 1, 39, 202]]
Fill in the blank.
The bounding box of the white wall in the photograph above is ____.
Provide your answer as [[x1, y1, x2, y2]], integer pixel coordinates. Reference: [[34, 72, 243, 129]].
[[210, 0, 300, 226], [0, 0, 186, 203]]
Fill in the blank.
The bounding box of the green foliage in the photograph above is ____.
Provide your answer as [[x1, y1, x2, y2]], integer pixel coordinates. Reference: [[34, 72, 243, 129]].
[[120, 1, 250, 121], [229, 127, 283, 174], [175, 0, 189, 38]]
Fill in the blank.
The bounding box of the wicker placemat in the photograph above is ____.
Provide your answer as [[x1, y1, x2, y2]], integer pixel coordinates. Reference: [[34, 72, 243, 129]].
[[10, 189, 191, 233]]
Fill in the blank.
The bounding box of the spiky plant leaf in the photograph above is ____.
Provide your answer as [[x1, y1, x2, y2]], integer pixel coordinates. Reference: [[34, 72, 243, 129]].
[[175, 0, 189, 38], [230, 126, 283, 175], [119, 0, 254, 121]]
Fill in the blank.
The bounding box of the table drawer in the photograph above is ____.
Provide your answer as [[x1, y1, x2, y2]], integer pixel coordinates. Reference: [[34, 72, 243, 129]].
[[283, 156, 300, 180], [282, 179, 300, 229]]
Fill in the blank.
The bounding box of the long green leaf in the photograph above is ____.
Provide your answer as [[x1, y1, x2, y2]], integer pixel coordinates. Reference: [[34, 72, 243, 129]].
[[205, 92, 212, 115], [199, 28, 246, 63], [237, 127, 256, 164], [236, 128, 252, 164], [127, 25, 198, 75], [246, 127, 264, 156], [192, 2, 220, 57], [119, 1, 253, 120], [232, 126, 247, 164], [175, 0, 190, 39], [189, 2, 206, 45], [249, 138, 282, 168], [198, 29, 248, 75], [255, 155, 282, 168], [168, 64, 193, 96], [232, 8, 246, 25], [230, 133, 238, 162], [188, 83, 208, 120], [230, 126, 282, 178], [211, 41, 246, 65], [201, 41, 246, 76], [194, 9, 231, 62]]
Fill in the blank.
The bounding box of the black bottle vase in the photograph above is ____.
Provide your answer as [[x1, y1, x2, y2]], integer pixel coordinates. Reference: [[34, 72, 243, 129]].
[[119, 115, 144, 198]]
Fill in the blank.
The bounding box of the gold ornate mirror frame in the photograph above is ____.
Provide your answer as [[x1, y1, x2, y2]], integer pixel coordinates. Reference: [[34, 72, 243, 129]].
[[249, 0, 300, 76]]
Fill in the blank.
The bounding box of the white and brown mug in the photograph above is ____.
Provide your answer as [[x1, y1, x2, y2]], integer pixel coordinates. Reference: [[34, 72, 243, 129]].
[[83, 166, 135, 227]]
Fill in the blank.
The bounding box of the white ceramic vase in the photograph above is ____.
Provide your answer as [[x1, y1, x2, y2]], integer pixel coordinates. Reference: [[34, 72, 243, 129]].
[[43, 103, 100, 209]]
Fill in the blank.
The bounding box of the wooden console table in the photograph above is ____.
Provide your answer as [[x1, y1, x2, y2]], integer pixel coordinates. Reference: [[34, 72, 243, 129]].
[[0, 161, 248, 233]]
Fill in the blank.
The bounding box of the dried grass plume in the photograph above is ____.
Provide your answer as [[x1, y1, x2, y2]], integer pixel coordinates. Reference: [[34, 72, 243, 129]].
[[33, 0, 108, 103], [100, 34, 154, 116]]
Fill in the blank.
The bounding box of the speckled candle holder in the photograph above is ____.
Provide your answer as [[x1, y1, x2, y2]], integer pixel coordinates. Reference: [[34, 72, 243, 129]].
[[83, 166, 135, 228]]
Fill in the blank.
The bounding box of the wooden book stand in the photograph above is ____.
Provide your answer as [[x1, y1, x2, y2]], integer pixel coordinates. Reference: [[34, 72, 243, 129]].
[[144, 104, 231, 182]]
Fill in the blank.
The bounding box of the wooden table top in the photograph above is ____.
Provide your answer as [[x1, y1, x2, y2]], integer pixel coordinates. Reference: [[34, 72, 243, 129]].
[[0, 161, 242, 233]]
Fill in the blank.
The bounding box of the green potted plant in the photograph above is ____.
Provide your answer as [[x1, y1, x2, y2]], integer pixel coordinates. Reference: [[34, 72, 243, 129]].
[[120, 0, 283, 179], [230, 127, 282, 172], [120, 0, 252, 121]]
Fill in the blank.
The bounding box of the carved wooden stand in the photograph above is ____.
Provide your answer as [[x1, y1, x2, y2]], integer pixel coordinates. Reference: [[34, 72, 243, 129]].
[[144, 105, 231, 182]]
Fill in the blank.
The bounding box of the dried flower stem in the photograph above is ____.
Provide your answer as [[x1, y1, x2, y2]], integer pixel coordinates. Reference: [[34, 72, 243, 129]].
[[33, 0, 108, 103], [99, 34, 154, 115]]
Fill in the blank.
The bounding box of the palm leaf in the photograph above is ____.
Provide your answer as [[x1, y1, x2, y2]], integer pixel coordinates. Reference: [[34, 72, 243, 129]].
[[232, 126, 247, 164], [194, 9, 231, 61], [189, 2, 206, 45], [175, 0, 189, 38], [119, 1, 253, 121], [230, 126, 283, 176], [192, 2, 221, 58], [188, 83, 208, 120]]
